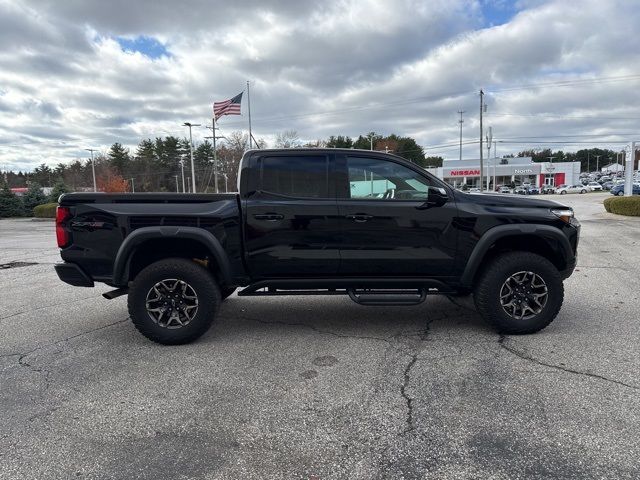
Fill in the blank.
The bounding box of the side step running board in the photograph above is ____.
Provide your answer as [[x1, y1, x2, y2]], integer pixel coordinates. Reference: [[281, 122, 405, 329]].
[[102, 287, 129, 300], [347, 288, 427, 306]]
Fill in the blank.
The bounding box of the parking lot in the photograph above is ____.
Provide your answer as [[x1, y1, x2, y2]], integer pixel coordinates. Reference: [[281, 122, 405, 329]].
[[1, 192, 638, 479]]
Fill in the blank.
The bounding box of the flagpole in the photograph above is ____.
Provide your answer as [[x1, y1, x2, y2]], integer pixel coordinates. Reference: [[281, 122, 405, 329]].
[[247, 80, 253, 149], [212, 114, 219, 193]]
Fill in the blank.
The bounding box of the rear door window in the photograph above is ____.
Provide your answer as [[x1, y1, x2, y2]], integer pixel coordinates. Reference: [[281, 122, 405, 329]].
[[260, 155, 329, 198]]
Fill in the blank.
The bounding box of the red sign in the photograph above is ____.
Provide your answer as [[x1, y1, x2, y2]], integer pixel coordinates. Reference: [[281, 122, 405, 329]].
[[449, 169, 480, 177]]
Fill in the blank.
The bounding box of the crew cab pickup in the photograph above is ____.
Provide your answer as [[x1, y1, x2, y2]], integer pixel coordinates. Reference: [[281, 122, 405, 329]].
[[55, 149, 580, 344]]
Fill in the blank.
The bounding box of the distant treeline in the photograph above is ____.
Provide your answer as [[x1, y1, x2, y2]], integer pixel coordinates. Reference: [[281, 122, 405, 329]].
[[1, 130, 629, 192]]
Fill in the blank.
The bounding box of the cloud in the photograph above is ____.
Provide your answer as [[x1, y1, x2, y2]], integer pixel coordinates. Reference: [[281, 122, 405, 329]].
[[0, 0, 638, 172]]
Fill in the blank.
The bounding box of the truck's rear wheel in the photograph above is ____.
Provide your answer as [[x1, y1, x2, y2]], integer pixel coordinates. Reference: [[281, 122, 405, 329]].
[[474, 252, 563, 334], [128, 258, 221, 345]]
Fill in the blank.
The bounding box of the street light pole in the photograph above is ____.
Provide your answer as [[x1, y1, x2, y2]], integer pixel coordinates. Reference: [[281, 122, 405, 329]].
[[183, 122, 201, 193], [479, 90, 484, 192], [457, 110, 464, 162], [595, 155, 601, 172], [130, 178, 135, 193], [85, 148, 97, 192], [174, 175, 179, 193]]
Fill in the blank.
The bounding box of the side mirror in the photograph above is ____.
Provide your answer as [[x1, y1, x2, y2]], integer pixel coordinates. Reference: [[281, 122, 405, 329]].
[[423, 187, 448, 208]]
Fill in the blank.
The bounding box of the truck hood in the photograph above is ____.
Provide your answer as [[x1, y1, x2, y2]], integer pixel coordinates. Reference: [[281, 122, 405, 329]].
[[455, 191, 570, 210]]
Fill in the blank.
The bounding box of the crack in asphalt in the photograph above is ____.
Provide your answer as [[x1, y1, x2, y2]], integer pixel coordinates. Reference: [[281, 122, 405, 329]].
[[400, 355, 418, 434], [445, 295, 478, 315], [0, 294, 106, 323], [232, 314, 395, 344], [499, 336, 639, 391], [399, 312, 434, 435], [234, 312, 437, 436], [3, 318, 129, 396]]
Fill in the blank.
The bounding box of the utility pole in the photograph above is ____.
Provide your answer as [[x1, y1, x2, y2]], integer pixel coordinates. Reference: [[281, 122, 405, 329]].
[[183, 122, 201, 193], [174, 175, 179, 193], [85, 148, 97, 192], [486, 126, 492, 190], [479, 90, 484, 192], [206, 119, 225, 193], [594, 155, 601, 172], [493, 140, 497, 189], [457, 110, 465, 161], [368, 132, 379, 151], [247, 80, 253, 149], [180, 160, 186, 193], [587, 152, 590, 173], [130, 178, 135, 193]]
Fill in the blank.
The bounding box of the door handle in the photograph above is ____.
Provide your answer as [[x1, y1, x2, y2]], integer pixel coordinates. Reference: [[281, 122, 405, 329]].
[[253, 213, 284, 221], [346, 214, 373, 222]]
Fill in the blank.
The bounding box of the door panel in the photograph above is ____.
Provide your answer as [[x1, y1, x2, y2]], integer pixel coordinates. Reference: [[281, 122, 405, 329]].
[[336, 155, 458, 277], [244, 154, 340, 277]]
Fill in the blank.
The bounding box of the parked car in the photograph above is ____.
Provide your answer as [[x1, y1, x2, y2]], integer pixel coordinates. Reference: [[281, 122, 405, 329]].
[[557, 184, 588, 195], [53, 148, 580, 344], [514, 186, 527, 195], [527, 186, 540, 195], [601, 181, 615, 191], [610, 184, 640, 196], [587, 182, 603, 191], [498, 186, 512, 194], [541, 185, 556, 194]]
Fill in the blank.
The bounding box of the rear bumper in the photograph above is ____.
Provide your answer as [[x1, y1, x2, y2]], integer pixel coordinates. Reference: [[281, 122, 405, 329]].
[[54, 262, 94, 287]]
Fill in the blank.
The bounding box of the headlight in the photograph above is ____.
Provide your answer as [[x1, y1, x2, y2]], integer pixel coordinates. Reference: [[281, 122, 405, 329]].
[[551, 208, 574, 224]]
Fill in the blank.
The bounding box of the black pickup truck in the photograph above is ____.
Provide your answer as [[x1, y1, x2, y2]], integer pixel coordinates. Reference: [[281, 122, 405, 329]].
[[55, 148, 579, 344]]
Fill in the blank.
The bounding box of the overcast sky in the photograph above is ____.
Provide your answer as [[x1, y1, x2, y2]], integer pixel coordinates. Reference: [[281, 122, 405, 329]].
[[1, 0, 639, 171]]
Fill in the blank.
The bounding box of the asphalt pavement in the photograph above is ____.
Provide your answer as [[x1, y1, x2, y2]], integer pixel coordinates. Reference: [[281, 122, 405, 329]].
[[1, 192, 638, 479]]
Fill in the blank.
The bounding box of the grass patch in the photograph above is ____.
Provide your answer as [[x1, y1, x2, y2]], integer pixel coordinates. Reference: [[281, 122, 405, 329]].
[[603, 196, 640, 216], [33, 202, 58, 218]]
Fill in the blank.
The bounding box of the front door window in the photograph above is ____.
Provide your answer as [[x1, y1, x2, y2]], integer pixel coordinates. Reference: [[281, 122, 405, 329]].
[[345, 156, 431, 200]]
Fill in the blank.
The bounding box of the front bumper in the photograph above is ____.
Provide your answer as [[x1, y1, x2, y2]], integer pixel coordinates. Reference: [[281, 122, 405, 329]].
[[54, 263, 94, 287]]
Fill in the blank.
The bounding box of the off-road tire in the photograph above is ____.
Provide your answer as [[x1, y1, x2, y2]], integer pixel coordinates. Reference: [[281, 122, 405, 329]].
[[128, 258, 221, 345], [474, 251, 564, 334]]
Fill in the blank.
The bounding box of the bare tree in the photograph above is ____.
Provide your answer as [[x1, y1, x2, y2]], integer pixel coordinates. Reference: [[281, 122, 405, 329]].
[[275, 130, 301, 148]]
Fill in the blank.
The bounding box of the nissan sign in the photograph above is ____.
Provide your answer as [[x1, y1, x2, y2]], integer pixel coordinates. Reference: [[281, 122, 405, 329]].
[[449, 169, 480, 176], [514, 169, 533, 174]]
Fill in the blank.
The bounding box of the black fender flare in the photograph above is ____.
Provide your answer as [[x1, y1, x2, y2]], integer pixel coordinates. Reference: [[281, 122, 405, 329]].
[[111, 226, 232, 287], [459, 224, 574, 287]]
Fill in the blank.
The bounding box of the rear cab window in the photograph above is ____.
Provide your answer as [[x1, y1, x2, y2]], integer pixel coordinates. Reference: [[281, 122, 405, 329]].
[[257, 155, 330, 198]]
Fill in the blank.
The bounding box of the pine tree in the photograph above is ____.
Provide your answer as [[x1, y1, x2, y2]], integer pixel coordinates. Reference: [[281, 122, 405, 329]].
[[0, 183, 24, 217], [22, 182, 47, 215], [49, 180, 70, 202], [108, 142, 131, 176]]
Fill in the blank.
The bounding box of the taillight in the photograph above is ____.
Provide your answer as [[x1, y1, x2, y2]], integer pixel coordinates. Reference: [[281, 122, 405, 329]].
[[56, 206, 71, 248]]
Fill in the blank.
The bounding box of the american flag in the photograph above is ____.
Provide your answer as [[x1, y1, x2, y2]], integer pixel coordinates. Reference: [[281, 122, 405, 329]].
[[213, 92, 243, 120]]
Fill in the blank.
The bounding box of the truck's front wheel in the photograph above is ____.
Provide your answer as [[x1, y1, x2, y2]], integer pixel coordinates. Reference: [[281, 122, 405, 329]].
[[128, 258, 221, 345], [474, 252, 564, 334]]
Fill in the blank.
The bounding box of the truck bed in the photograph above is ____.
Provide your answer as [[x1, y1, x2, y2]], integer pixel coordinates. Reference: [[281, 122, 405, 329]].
[[58, 193, 245, 286]]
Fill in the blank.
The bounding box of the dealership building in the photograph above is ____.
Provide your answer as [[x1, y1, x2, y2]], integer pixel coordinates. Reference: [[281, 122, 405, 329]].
[[426, 156, 581, 189]]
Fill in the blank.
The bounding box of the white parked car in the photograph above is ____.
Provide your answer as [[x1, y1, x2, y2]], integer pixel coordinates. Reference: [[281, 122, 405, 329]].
[[557, 184, 588, 195], [587, 182, 603, 191]]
